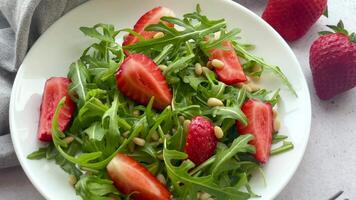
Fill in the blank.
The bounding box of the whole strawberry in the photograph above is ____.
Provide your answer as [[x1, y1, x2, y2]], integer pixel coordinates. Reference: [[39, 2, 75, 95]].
[[184, 116, 217, 165], [262, 0, 327, 41], [310, 21, 356, 100]]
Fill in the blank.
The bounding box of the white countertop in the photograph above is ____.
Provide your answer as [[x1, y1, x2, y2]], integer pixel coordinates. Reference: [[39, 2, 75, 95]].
[[1, 0, 355, 199]]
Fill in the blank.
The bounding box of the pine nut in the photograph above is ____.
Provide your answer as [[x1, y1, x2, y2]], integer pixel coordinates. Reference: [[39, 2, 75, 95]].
[[214, 126, 224, 139], [156, 173, 166, 185], [250, 75, 261, 82], [273, 109, 278, 119], [68, 175, 77, 186], [64, 136, 74, 144], [247, 82, 260, 92], [200, 192, 212, 200], [211, 59, 224, 69], [206, 61, 213, 69], [273, 118, 281, 132], [153, 32, 164, 39], [133, 110, 140, 117], [179, 116, 185, 124], [197, 192, 202, 199], [158, 64, 168, 71], [133, 137, 146, 146], [252, 64, 262, 73], [207, 98, 224, 107], [183, 120, 191, 133], [244, 84, 252, 92], [195, 63, 203, 75], [214, 31, 221, 39], [122, 131, 130, 138], [151, 131, 159, 141]]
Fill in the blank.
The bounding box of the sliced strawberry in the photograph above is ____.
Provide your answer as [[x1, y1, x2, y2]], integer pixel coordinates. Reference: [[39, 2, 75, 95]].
[[236, 99, 273, 163], [184, 116, 217, 165], [123, 6, 175, 47], [38, 77, 75, 141], [116, 54, 172, 110], [209, 40, 247, 84], [107, 153, 171, 200]]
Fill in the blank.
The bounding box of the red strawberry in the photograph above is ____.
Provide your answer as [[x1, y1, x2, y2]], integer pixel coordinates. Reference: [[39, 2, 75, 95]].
[[209, 40, 247, 84], [116, 54, 172, 110], [310, 21, 356, 100], [262, 0, 327, 41], [38, 77, 75, 141], [123, 6, 175, 47], [237, 99, 273, 163], [107, 153, 171, 200], [184, 116, 217, 165]]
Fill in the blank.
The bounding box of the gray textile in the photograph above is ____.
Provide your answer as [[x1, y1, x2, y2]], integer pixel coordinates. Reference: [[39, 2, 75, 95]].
[[0, 0, 87, 169]]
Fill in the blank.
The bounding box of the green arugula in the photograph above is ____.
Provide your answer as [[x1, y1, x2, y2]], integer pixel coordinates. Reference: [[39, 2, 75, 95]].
[[28, 4, 296, 200]]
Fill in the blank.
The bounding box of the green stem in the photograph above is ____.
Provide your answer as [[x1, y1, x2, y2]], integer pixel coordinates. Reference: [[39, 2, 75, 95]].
[[270, 141, 294, 156]]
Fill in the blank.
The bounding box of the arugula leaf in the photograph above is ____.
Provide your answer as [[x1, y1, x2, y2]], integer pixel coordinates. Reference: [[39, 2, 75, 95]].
[[27, 147, 47, 160], [271, 141, 294, 155], [75, 175, 120, 200], [124, 6, 226, 55], [268, 89, 281, 106], [102, 92, 122, 146], [29, 5, 297, 200], [163, 140, 251, 200], [168, 123, 186, 151], [80, 23, 118, 43], [234, 43, 297, 96], [210, 135, 255, 177], [78, 97, 108, 128], [83, 122, 106, 141], [68, 61, 91, 106], [204, 105, 248, 126]]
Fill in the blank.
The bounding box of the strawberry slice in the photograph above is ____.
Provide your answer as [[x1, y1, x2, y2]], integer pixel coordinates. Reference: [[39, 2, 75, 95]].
[[38, 77, 75, 141], [209, 40, 247, 84], [116, 54, 172, 110], [236, 99, 273, 163], [184, 116, 217, 165], [123, 6, 175, 47], [107, 153, 171, 200]]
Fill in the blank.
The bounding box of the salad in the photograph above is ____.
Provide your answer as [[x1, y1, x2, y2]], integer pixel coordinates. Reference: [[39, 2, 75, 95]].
[[28, 5, 295, 200]]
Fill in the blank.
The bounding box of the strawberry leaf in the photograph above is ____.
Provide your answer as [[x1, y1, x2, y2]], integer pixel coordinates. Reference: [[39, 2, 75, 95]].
[[323, 6, 328, 17], [350, 32, 356, 43], [318, 31, 333, 36]]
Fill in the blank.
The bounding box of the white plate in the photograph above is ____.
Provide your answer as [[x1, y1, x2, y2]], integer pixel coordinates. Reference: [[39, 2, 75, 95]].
[[9, 0, 311, 199]]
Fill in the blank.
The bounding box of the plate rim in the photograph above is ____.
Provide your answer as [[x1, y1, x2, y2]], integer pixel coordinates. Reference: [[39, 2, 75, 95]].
[[9, 0, 312, 199]]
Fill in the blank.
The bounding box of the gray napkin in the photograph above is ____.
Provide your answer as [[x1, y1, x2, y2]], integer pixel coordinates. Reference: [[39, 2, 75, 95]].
[[0, 0, 87, 169]]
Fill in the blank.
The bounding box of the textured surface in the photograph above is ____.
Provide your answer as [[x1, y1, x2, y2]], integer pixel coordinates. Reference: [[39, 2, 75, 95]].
[[185, 116, 217, 165], [0, 0, 356, 200], [262, 0, 327, 41], [310, 33, 356, 100]]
